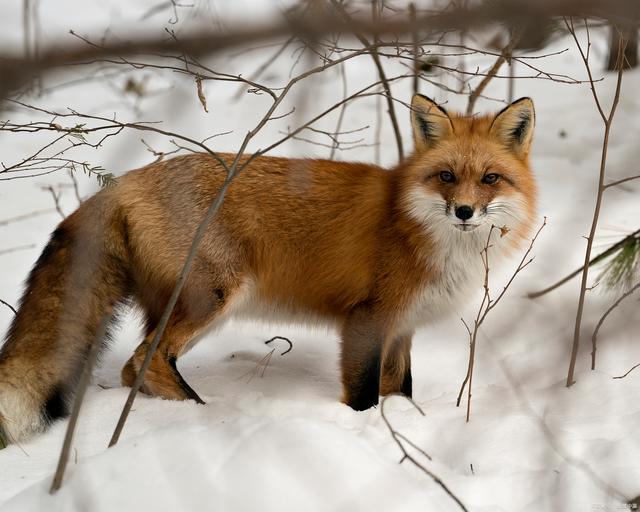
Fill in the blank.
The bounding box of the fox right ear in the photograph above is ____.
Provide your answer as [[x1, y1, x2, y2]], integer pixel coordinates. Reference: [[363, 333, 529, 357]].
[[490, 97, 535, 158], [410, 94, 454, 152]]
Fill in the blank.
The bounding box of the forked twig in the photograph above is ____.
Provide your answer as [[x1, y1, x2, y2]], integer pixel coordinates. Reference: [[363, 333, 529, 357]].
[[380, 395, 468, 512], [457, 219, 546, 421]]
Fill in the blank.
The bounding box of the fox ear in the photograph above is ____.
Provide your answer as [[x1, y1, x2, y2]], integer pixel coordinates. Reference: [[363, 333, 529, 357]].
[[411, 94, 454, 152], [490, 97, 535, 158]]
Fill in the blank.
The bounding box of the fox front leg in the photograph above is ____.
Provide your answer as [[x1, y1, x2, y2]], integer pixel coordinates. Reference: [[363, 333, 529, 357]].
[[340, 305, 389, 411], [380, 333, 412, 397]]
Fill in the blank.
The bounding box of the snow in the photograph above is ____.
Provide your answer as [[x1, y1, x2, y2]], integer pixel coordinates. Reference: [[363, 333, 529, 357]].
[[2, 1, 640, 511]]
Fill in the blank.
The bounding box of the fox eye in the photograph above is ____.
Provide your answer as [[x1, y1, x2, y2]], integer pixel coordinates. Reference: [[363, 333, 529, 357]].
[[482, 173, 500, 185], [439, 170, 455, 183]]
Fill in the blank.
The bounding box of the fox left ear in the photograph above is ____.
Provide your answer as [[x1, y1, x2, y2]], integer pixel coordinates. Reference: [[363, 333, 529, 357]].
[[490, 97, 535, 158]]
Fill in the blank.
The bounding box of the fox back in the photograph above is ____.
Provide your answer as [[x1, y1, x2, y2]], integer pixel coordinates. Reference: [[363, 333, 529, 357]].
[[0, 95, 536, 445]]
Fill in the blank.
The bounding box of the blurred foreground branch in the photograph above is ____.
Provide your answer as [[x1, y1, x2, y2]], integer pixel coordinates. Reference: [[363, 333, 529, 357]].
[[1, 0, 639, 99]]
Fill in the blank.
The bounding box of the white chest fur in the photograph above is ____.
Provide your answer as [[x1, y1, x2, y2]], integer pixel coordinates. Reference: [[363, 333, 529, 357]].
[[397, 227, 507, 334]]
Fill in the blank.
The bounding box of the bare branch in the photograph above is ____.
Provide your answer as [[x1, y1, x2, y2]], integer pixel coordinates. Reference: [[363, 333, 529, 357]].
[[2, 0, 634, 98], [566, 20, 626, 387]]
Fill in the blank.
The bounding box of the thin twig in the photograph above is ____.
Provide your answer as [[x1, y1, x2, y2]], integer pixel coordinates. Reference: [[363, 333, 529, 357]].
[[374, 89, 382, 165], [409, 3, 419, 95], [0, 243, 36, 256], [0, 208, 57, 226], [50, 311, 112, 493], [380, 395, 468, 512], [528, 228, 640, 299], [604, 172, 640, 189], [41, 185, 65, 219], [591, 280, 640, 370], [330, 0, 404, 161], [68, 170, 82, 205], [264, 336, 293, 355], [466, 31, 519, 115], [329, 62, 348, 159], [231, 36, 295, 101], [0, 299, 17, 315], [240, 348, 276, 383], [613, 362, 640, 379]]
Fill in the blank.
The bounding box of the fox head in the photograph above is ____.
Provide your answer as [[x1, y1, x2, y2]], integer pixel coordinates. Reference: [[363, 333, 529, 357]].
[[401, 94, 537, 247]]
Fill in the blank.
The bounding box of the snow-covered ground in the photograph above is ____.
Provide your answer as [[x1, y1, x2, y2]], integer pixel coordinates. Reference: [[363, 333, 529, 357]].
[[1, 2, 640, 511]]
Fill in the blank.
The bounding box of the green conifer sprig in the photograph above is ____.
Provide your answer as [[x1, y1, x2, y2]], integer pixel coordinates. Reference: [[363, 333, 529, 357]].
[[598, 233, 640, 291], [70, 162, 117, 188]]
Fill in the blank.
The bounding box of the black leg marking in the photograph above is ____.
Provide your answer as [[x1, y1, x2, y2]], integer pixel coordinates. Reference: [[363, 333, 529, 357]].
[[43, 385, 69, 423], [168, 357, 205, 404], [347, 352, 381, 411], [400, 367, 413, 398]]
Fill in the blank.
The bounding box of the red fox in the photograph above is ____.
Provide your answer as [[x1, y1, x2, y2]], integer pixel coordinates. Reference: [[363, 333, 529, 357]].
[[0, 95, 536, 444]]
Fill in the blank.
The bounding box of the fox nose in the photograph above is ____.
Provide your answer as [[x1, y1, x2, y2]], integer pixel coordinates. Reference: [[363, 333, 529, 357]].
[[455, 205, 474, 221]]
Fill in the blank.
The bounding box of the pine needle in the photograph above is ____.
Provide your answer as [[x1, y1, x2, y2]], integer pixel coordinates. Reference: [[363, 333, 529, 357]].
[[598, 236, 640, 291]]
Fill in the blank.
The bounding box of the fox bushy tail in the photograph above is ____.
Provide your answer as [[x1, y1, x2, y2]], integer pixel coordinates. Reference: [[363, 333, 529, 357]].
[[0, 193, 131, 445]]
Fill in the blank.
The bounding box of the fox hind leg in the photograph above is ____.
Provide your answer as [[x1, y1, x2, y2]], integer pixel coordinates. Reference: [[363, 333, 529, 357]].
[[122, 275, 240, 403], [121, 320, 208, 403]]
